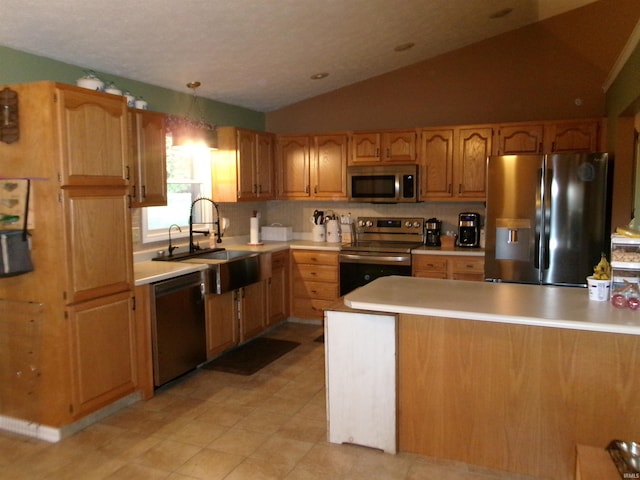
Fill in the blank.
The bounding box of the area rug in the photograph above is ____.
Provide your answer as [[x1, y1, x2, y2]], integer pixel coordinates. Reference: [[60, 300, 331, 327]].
[[201, 337, 300, 375]]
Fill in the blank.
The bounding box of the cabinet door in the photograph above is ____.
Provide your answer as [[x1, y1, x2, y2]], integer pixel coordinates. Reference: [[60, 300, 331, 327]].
[[455, 126, 492, 200], [420, 129, 454, 199], [276, 136, 310, 198], [383, 131, 418, 163], [63, 187, 133, 304], [267, 251, 289, 326], [350, 132, 381, 164], [256, 132, 275, 199], [56, 87, 129, 186], [68, 291, 136, 417], [130, 109, 167, 207], [495, 124, 544, 155], [313, 134, 348, 200], [240, 281, 267, 342], [546, 120, 599, 153], [205, 290, 238, 358], [237, 129, 257, 200]]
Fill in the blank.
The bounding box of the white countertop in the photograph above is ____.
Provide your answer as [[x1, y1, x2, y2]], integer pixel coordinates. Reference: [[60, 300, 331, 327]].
[[344, 276, 640, 335], [133, 261, 208, 286]]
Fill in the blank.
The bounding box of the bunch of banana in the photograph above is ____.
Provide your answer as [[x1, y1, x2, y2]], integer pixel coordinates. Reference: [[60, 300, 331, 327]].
[[593, 254, 611, 280], [616, 226, 640, 238]]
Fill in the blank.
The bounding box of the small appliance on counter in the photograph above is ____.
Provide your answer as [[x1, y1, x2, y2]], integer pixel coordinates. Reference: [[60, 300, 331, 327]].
[[458, 212, 481, 247], [425, 218, 442, 247]]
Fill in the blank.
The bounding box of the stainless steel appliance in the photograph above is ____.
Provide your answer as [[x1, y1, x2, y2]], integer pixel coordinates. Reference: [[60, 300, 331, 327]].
[[425, 218, 442, 247], [151, 271, 206, 387], [347, 164, 419, 203], [485, 153, 612, 286], [339, 216, 424, 295], [457, 212, 481, 247]]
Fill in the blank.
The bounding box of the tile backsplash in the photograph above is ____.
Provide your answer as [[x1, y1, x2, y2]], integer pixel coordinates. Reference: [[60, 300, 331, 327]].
[[132, 200, 485, 252]]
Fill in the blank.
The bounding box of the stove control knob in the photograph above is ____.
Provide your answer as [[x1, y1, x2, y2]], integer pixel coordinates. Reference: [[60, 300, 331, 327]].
[[404, 221, 412, 227], [358, 220, 366, 227], [413, 221, 422, 228], [365, 220, 373, 227]]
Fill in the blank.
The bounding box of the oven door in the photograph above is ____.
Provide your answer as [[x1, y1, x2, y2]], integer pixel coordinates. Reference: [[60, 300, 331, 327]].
[[339, 252, 412, 296]]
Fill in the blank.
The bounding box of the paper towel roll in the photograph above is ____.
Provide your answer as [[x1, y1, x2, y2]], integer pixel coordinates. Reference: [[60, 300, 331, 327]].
[[250, 217, 260, 244]]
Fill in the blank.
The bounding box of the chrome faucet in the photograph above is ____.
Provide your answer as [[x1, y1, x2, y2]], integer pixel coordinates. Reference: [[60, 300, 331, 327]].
[[189, 197, 223, 252], [167, 224, 182, 257]]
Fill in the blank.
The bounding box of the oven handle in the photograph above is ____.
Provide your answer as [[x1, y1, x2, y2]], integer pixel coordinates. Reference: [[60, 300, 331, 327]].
[[339, 253, 412, 266]]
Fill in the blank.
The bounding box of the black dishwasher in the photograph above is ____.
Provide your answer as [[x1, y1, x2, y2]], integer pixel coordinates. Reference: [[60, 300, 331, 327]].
[[151, 271, 206, 387]]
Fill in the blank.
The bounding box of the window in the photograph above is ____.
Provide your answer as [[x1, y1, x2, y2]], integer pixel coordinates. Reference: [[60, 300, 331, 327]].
[[141, 136, 213, 243]]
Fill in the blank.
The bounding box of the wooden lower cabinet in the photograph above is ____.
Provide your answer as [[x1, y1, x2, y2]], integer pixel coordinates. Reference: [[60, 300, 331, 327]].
[[413, 254, 484, 281], [240, 280, 267, 341], [67, 291, 136, 418], [205, 279, 268, 358], [205, 290, 239, 358], [290, 250, 339, 320], [266, 250, 289, 327]]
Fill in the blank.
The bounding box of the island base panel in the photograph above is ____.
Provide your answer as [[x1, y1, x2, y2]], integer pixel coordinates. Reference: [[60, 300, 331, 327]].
[[398, 314, 640, 480]]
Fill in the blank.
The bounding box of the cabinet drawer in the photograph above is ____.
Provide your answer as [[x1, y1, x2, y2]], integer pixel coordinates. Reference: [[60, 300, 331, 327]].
[[271, 250, 288, 269], [450, 258, 484, 274], [412, 256, 447, 272], [293, 264, 338, 282], [292, 280, 339, 300], [414, 271, 448, 279], [291, 297, 336, 319], [291, 250, 339, 266]]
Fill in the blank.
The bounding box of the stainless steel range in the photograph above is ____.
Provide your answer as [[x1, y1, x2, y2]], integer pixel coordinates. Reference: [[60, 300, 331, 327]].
[[339, 216, 425, 295]]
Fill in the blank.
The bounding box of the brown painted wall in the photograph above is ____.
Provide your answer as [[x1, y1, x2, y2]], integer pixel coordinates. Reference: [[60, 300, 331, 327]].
[[266, 0, 640, 134]]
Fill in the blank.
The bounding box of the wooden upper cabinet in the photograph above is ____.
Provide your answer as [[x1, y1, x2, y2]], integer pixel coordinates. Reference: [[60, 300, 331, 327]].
[[419, 129, 454, 199], [350, 132, 381, 164], [495, 123, 544, 155], [313, 134, 348, 200], [276, 135, 311, 199], [129, 109, 167, 207], [545, 120, 600, 153], [62, 187, 133, 305], [56, 86, 129, 186], [494, 120, 601, 155], [349, 130, 418, 165], [236, 128, 257, 199], [212, 127, 275, 202], [455, 126, 492, 200], [255, 132, 275, 199]]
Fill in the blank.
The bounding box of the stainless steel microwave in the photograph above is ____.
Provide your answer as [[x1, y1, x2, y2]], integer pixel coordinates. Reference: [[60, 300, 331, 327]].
[[347, 164, 419, 203]]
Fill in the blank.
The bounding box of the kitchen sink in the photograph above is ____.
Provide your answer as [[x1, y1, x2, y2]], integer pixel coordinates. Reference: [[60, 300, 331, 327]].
[[180, 249, 261, 294]]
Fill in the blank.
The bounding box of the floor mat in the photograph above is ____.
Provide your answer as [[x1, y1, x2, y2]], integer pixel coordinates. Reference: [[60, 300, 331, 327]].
[[200, 337, 300, 375]]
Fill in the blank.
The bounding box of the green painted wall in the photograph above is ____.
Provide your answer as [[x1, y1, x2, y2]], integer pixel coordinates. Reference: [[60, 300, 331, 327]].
[[0, 45, 265, 130]]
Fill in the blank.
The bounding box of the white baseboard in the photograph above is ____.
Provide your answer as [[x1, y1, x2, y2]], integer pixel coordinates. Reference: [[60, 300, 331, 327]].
[[0, 391, 141, 443]]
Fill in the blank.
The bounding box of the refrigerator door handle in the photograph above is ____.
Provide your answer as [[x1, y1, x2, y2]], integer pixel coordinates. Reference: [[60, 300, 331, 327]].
[[543, 168, 553, 270], [534, 168, 543, 270]]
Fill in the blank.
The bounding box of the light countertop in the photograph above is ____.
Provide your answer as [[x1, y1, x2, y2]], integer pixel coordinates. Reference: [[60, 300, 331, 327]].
[[343, 276, 640, 335], [133, 240, 343, 285], [412, 246, 484, 256]]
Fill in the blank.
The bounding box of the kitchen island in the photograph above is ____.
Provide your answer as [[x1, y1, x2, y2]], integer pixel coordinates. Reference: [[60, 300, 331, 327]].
[[329, 276, 640, 480]]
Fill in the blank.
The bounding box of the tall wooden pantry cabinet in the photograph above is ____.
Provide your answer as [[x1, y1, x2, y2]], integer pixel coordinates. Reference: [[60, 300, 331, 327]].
[[0, 82, 137, 433]]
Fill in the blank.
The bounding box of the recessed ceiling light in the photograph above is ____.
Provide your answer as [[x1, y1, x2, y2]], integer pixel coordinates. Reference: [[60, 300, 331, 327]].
[[489, 7, 513, 19], [394, 42, 415, 52], [310, 73, 329, 80]]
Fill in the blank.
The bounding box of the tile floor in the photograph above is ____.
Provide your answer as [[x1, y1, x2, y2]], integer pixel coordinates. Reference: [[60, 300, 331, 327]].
[[0, 322, 542, 479]]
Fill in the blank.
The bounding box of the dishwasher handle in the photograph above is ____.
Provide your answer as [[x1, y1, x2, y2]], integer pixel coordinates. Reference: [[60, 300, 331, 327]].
[[153, 272, 204, 297]]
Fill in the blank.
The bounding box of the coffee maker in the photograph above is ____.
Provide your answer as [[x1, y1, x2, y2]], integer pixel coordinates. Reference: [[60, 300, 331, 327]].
[[457, 212, 481, 247], [425, 218, 441, 247]]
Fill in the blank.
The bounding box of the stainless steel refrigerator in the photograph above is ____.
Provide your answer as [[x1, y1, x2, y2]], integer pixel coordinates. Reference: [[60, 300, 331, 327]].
[[485, 153, 612, 286]]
